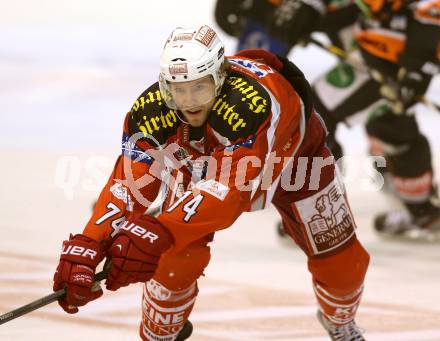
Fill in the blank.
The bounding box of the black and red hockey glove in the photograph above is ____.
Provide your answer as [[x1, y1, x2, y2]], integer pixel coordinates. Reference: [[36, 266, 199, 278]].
[[379, 67, 431, 114], [53, 234, 105, 314]]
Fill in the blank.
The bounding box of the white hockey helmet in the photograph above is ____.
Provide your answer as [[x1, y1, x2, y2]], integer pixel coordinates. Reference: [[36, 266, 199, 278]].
[[159, 25, 226, 110]]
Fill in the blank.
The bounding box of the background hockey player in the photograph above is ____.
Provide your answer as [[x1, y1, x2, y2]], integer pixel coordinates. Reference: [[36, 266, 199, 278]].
[[214, 0, 361, 240], [268, 0, 440, 238], [52, 25, 370, 340], [214, 0, 292, 55], [214, 0, 359, 58]]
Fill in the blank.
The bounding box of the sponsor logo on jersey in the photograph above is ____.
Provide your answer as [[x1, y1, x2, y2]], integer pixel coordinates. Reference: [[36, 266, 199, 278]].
[[194, 25, 216, 47], [191, 159, 209, 182], [227, 76, 269, 114], [211, 94, 248, 132], [194, 179, 230, 201], [147, 280, 172, 301], [209, 73, 270, 137], [295, 180, 355, 255], [132, 89, 163, 112], [142, 288, 196, 334], [211, 85, 268, 132], [170, 146, 209, 182], [129, 84, 181, 143], [132, 109, 178, 137], [225, 135, 256, 152], [141, 282, 196, 339], [228, 58, 274, 78], [172, 146, 200, 176], [122, 133, 154, 165], [110, 182, 134, 211]]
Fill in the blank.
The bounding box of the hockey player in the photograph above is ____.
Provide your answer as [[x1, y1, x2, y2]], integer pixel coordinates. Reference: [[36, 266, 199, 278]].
[[52, 25, 369, 340], [214, 0, 292, 55], [214, 0, 359, 58], [214, 0, 360, 241], [269, 0, 440, 239]]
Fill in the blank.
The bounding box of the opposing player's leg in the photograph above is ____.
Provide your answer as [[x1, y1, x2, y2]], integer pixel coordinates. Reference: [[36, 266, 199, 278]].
[[366, 108, 440, 240], [139, 236, 212, 341], [312, 60, 382, 160], [272, 112, 369, 339], [276, 61, 382, 240], [277, 62, 384, 237]]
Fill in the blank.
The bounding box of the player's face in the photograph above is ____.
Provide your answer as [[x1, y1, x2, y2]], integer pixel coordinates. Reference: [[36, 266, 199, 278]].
[[169, 75, 216, 127]]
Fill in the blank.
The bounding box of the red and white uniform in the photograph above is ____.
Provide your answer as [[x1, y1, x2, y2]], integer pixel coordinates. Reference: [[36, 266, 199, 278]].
[[83, 49, 369, 340]]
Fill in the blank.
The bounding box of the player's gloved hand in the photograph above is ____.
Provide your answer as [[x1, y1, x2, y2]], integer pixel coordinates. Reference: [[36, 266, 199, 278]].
[[53, 234, 105, 314], [379, 68, 430, 114], [106, 215, 173, 291], [268, 0, 325, 46]]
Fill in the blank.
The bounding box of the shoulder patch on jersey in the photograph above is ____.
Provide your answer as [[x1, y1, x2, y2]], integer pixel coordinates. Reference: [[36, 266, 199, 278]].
[[228, 57, 275, 78], [122, 132, 154, 165], [127, 82, 180, 146], [208, 70, 271, 140]]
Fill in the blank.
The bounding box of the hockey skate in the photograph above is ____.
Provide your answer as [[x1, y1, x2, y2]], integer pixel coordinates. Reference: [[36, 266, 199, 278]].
[[317, 310, 365, 341], [374, 208, 440, 241], [176, 321, 193, 341]]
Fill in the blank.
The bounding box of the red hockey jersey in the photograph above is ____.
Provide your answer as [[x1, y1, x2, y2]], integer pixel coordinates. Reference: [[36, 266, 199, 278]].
[[83, 50, 326, 252]]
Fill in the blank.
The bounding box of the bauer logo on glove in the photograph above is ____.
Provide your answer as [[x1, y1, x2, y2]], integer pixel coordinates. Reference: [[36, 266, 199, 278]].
[[119, 220, 160, 243], [105, 215, 173, 291], [61, 244, 98, 260]]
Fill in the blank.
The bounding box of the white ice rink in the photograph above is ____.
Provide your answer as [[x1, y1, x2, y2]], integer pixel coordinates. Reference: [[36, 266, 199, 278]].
[[1, 1, 440, 340]]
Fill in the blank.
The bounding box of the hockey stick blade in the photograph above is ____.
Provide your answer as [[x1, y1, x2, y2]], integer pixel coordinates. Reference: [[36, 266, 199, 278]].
[[0, 270, 107, 325]]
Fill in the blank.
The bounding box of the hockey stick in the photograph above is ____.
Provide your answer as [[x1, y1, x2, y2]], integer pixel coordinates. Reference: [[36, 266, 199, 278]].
[[0, 268, 108, 325], [307, 37, 440, 112]]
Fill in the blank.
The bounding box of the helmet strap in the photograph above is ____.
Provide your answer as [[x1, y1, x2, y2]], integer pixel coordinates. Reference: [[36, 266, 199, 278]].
[[175, 110, 190, 125]]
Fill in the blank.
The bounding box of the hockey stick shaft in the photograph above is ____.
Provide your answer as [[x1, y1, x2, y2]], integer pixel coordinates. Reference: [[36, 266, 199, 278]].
[[307, 37, 440, 112], [0, 269, 107, 325], [308, 37, 349, 60]]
